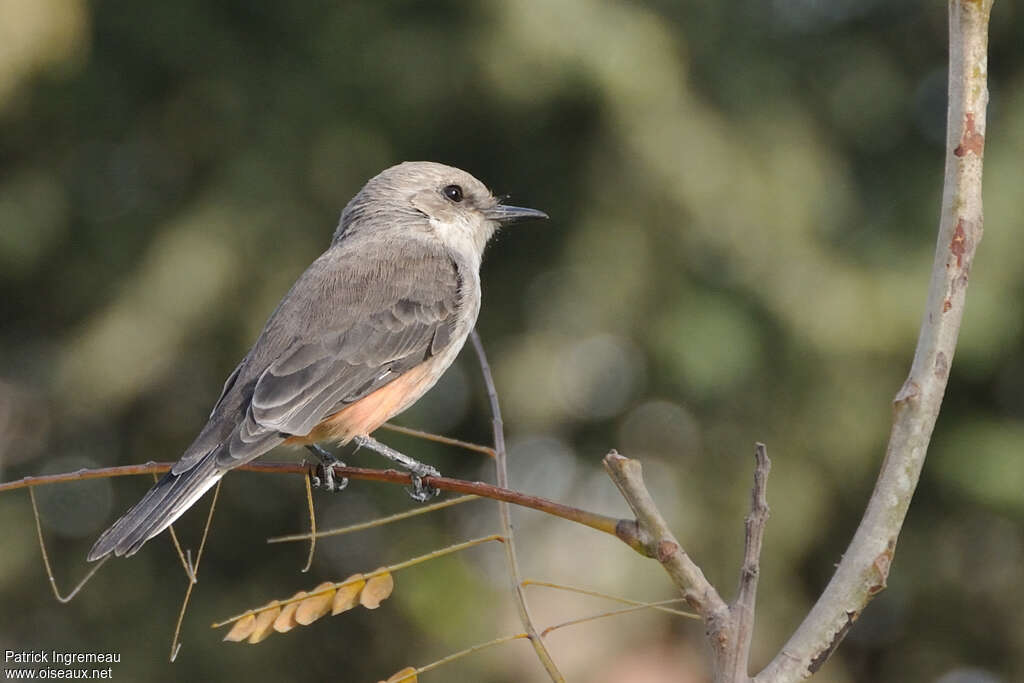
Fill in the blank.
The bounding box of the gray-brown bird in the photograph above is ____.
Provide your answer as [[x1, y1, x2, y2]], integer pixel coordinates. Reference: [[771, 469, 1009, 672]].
[[87, 161, 547, 560]]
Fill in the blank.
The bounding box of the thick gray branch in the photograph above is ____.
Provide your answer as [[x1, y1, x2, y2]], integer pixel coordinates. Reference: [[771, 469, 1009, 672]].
[[756, 1, 993, 680]]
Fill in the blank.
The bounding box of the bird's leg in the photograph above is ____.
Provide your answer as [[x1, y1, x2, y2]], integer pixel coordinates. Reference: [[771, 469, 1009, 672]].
[[305, 444, 349, 492], [352, 435, 441, 502]]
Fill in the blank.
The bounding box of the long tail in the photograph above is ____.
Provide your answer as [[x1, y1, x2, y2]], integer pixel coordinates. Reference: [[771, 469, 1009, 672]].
[[87, 452, 224, 561]]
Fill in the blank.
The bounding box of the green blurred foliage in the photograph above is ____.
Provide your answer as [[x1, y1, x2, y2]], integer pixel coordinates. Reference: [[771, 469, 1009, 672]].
[[1, 1, 1023, 682]]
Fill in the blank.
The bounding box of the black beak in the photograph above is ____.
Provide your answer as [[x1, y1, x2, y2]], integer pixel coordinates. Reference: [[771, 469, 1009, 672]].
[[484, 204, 549, 225]]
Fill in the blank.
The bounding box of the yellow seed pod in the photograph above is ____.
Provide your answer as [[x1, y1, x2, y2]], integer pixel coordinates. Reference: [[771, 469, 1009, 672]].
[[332, 574, 366, 615], [223, 613, 256, 642], [273, 591, 308, 633], [360, 569, 394, 610], [248, 601, 281, 644], [295, 582, 336, 625], [384, 667, 418, 682]]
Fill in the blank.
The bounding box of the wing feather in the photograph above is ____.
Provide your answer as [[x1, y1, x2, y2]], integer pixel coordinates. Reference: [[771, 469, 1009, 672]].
[[174, 235, 463, 473], [228, 238, 461, 466]]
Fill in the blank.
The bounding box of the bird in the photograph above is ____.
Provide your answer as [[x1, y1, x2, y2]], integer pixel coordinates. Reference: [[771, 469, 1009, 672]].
[[87, 161, 547, 561]]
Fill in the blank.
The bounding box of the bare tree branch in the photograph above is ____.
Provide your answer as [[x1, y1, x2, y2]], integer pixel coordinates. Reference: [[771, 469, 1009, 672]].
[[602, 453, 731, 631], [756, 2, 993, 679], [719, 444, 771, 682], [603, 448, 777, 683]]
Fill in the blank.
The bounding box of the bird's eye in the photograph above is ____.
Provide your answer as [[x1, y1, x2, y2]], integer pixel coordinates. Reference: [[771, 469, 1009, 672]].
[[442, 184, 464, 203]]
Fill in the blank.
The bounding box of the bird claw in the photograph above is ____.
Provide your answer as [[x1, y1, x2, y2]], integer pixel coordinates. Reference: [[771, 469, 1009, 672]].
[[352, 435, 441, 502], [313, 462, 349, 493], [406, 465, 440, 502], [306, 444, 349, 492]]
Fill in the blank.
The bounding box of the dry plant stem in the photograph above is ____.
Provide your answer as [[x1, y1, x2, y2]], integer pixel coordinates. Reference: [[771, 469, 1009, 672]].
[[523, 580, 699, 619], [379, 422, 496, 458], [166, 519, 196, 583], [756, 3, 992, 680], [160, 473, 198, 584], [212, 534, 505, 628], [169, 480, 220, 662], [470, 330, 565, 683], [300, 472, 316, 572], [28, 488, 108, 603], [541, 598, 689, 637], [392, 596, 695, 682], [401, 633, 530, 681], [267, 494, 480, 543]]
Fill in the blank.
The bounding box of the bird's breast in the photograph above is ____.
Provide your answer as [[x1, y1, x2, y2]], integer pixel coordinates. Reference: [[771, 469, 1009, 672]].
[[286, 322, 473, 446]]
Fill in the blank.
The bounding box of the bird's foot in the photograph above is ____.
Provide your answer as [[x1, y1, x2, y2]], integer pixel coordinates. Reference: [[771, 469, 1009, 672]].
[[306, 444, 349, 493], [407, 464, 442, 502], [312, 462, 349, 493], [353, 435, 441, 502]]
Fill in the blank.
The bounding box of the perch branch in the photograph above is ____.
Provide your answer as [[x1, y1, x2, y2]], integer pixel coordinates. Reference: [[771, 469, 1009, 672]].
[[2, 463, 630, 548]]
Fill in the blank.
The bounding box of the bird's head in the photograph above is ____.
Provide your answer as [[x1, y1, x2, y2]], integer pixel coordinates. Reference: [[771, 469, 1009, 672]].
[[334, 161, 547, 257]]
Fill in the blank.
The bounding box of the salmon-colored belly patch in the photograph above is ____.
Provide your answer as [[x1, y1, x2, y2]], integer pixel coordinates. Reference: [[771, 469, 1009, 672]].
[[283, 362, 437, 446]]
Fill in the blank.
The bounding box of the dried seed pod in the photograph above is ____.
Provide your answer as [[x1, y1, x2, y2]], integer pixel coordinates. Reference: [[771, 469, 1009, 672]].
[[360, 569, 394, 610], [295, 582, 336, 625], [331, 574, 366, 615], [383, 667, 417, 683], [223, 613, 256, 642], [248, 601, 282, 644], [273, 591, 308, 633]]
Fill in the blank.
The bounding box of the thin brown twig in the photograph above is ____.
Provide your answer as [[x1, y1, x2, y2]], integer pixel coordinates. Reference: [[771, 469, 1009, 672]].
[[159, 472, 197, 584], [393, 633, 531, 682], [541, 598, 690, 637], [380, 422, 496, 458], [1, 463, 629, 547], [169, 480, 221, 662], [166, 520, 195, 582], [0, 462, 219, 491], [470, 330, 564, 683], [28, 487, 109, 603], [267, 494, 480, 544], [300, 472, 316, 572], [388, 595, 694, 681], [522, 579, 699, 619]]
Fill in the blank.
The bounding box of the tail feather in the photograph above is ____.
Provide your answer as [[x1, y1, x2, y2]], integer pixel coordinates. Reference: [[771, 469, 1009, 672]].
[[87, 452, 224, 561]]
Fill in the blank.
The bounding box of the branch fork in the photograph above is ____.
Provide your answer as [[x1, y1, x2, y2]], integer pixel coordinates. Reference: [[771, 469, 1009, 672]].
[[603, 446, 772, 683]]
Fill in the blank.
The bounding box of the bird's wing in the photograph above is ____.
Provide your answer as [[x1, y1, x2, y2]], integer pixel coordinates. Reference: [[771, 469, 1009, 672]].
[[173, 237, 463, 474]]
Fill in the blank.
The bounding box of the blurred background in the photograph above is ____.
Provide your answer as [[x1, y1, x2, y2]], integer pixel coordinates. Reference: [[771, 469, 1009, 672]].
[[1, 1, 1022, 681]]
